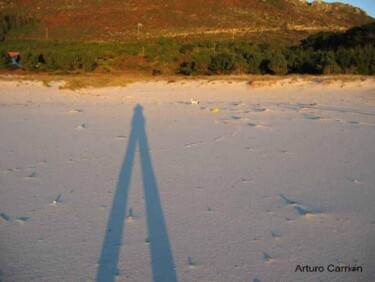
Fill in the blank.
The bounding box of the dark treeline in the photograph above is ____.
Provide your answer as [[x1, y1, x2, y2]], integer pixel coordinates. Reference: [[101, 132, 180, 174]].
[[0, 18, 374, 75], [178, 22, 375, 75]]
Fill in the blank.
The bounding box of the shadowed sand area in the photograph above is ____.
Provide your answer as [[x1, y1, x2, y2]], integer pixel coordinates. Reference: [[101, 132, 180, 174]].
[[96, 105, 177, 282]]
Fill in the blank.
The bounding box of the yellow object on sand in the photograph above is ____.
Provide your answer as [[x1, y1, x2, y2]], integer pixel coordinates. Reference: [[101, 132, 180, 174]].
[[212, 107, 220, 113]]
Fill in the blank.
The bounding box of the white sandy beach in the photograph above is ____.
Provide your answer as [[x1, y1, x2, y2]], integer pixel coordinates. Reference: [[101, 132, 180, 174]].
[[0, 77, 374, 282]]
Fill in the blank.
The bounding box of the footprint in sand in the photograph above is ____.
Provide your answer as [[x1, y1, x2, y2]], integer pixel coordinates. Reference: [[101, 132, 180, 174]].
[[347, 177, 360, 184], [231, 115, 242, 120], [347, 121, 360, 125], [214, 136, 224, 142], [248, 123, 258, 127], [76, 124, 87, 129], [279, 194, 321, 217], [294, 206, 320, 217], [187, 257, 201, 269], [284, 215, 293, 222], [67, 109, 83, 114], [271, 231, 281, 240], [51, 194, 62, 205], [1, 168, 15, 174], [15, 217, 29, 224], [263, 252, 273, 263], [115, 136, 128, 140], [27, 172, 38, 179], [99, 204, 109, 210], [253, 108, 267, 112], [0, 212, 12, 222], [298, 103, 317, 109], [185, 143, 199, 148], [241, 178, 249, 183], [304, 114, 321, 120], [279, 194, 300, 206], [248, 123, 268, 129]]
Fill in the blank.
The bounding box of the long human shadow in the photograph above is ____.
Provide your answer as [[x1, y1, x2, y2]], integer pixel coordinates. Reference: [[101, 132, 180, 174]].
[[96, 104, 177, 282]]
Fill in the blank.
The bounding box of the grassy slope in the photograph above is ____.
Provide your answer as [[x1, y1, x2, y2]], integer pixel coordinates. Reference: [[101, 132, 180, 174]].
[[2, 0, 373, 44]]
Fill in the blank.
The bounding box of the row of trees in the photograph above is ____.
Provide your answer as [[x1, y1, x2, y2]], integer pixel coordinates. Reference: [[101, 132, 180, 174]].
[[178, 43, 288, 75], [0, 21, 373, 75], [178, 23, 375, 75], [178, 46, 374, 76]]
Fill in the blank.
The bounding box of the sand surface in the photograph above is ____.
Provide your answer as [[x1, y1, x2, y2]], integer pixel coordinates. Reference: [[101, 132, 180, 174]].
[[0, 77, 374, 282]]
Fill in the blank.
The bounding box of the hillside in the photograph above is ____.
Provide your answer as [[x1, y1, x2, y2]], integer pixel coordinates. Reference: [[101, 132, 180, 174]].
[[1, 20, 373, 76], [1, 0, 373, 43]]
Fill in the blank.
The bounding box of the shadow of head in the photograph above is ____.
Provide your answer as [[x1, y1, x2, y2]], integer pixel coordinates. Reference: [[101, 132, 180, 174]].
[[135, 104, 143, 112], [133, 104, 145, 125]]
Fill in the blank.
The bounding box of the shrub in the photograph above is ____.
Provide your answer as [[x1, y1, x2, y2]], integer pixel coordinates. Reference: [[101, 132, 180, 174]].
[[0, 51, 10, 67], [190, 50, 212, 74], [208, 52, 236, 75], [178, 61, 196, 75], [261, 51, 288, 75], [243, 51, 263, 74]]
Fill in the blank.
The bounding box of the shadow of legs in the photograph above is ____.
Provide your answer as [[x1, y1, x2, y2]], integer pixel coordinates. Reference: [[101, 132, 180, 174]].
[[96, 105, 177, 282]]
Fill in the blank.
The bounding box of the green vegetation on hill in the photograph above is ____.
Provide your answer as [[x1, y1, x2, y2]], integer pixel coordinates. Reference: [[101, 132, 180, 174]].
[[287, 22, 375, 75], [301, 23, 375, 50], [0, 15, 374, 75]]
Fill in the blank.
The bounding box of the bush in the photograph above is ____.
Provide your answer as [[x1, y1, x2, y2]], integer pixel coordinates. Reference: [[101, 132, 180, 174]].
[[208, 52, 236, 74], [0, 51, 10, 67], [243, 51, 263, 74], [178, 61, 196, 75], [190, 50, 212, 74], [261, 51, 288, 75]]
